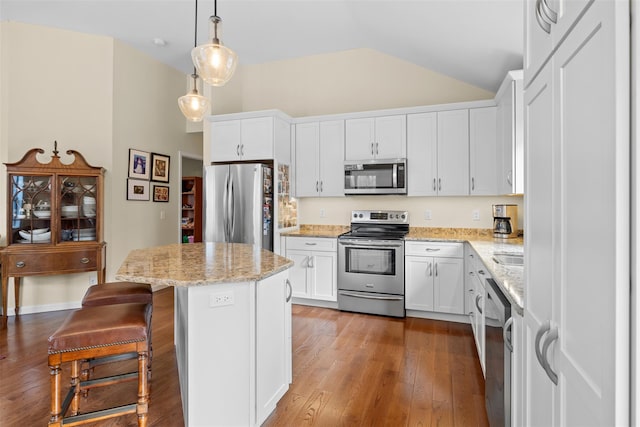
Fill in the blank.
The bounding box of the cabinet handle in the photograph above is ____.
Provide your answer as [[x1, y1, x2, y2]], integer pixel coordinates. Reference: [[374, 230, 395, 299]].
[[475, 294, 483, 314], [478, 269, 486, 276], [539, 0, 557, 23], [236, 144, 240, 156], [471, 177, 475, 191], [80, 257, 90, 264], [285, 279, 292, 302], [432, 178, 436, 191], [16, 261, 25, 268], [304, 242, 317, 246], [427, 263, 432, 277], [240, 144, 244, 156], [535, 0, 552, 33], [534, 320, 552, 375], [469, 271, 475, 276], [316, 181, 319, 192], [504, 317, 514, 352], [507, 170, 513, 186], [320, 181, 323, 192], [308, 256, 314, 268], [434, 262, 438, 277], [541, 326, 559, 385], [438, 178, 442, 191], [371, 143, 374, 155], [375, 143, 379, 155], [425, 248, 440, 252]]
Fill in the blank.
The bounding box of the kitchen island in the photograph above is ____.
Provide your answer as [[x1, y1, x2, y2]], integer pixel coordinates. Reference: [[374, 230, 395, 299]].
[[116, 242, 294, 427]]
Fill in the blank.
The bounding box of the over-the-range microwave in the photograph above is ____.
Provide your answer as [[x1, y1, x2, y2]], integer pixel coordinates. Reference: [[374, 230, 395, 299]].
[[344, 158, 407, 195]]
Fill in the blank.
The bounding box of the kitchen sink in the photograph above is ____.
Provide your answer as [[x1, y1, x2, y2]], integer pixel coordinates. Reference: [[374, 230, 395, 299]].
[[492, 252, 524, 266]]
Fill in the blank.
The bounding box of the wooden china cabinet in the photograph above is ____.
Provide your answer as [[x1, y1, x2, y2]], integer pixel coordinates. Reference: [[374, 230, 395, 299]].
[[0, 143, 105, 326]]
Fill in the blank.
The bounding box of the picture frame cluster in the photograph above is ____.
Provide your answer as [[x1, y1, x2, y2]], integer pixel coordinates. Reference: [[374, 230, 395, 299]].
[[127, 149, 170, 202]]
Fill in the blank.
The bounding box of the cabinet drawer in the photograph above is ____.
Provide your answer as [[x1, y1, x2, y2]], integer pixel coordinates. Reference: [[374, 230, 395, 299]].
[[286, 237, 336, 252], [405, 241, 463, 258], [4, 249, 98, 275]]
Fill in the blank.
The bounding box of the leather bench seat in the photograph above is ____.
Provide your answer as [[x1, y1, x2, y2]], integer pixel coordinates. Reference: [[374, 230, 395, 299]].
[[81, 282, 152, 307]]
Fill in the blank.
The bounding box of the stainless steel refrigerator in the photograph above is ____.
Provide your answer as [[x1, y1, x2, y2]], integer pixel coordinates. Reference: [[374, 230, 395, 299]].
[[204, 163, 273, 251]]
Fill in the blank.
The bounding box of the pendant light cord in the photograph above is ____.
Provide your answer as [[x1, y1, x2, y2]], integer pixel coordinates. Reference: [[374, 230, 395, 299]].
[[192, 0, 198, 77]]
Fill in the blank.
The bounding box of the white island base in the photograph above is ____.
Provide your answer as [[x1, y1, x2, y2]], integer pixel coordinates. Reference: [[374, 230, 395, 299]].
[[174, 270, 291, 426]]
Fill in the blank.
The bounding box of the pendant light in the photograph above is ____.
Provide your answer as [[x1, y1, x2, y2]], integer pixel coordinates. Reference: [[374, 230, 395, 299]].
[[178, 0, 210, 122], [191, 0, 238, 86]]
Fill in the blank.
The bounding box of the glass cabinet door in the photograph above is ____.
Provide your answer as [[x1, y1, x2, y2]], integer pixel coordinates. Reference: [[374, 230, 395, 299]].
[[59, 176, 97, 243], [10, 175, 52, 244]]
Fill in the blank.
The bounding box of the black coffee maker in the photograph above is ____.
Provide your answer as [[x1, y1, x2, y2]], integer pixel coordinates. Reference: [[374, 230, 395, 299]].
[[493, 204, 518, 239]]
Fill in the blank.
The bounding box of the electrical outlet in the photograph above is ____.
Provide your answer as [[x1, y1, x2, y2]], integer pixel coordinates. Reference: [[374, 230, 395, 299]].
[[210, 291, 234, 307], [424, 210, 432, 220], [320, 209, 326, 218], [89, 274, 97, 285], [472, 209, 480, 221]]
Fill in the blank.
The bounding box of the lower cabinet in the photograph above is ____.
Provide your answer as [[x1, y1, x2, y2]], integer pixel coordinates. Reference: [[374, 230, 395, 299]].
[[405, 242, 464, 314], [285, 237, 337, 302], [466, 245, 490, 376]]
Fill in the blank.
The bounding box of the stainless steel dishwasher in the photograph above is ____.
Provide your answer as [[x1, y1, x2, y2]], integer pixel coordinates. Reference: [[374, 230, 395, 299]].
[[484, 278, 513, 427]]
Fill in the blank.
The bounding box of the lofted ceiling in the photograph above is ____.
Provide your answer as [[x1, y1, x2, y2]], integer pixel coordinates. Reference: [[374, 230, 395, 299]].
[[0, 0, 523, 93]]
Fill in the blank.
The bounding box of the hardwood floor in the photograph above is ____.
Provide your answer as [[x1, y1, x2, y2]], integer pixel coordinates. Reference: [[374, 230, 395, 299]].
[[0, 287, 488, 426]]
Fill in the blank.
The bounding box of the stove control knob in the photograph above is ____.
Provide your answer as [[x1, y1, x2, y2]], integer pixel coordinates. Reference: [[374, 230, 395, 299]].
[[358, 213, 363, 218], [353, 213, 357, 218], [401, 214, 406, 219]]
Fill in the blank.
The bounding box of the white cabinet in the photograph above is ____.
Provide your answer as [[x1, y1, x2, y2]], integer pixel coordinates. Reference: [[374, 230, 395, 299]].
[[524, 0, 592, 86], [285, 237, 337, 302], [405, 242, 464, 315], [407, 110, 469, 196], [295, 120, 344, 197], [210, 115, 290, 162], [466, 246, 489, 375], [345, 115, 406, 160], [495, 70, 524, 195], [469, 107, 498, 195], [523, 2, 629, 426]]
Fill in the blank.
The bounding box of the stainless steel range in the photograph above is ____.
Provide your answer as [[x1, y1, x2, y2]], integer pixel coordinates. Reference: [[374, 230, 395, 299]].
[[337, 210, 409, 317]]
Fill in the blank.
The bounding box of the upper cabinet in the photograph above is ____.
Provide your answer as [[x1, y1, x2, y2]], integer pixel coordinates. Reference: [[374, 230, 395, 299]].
[[407, 112, 438, 196], [210, 113, 291, 163], [524, 0, 592, 86], [295, 120, 345, 197], [469, 107, 498, 195], [436, 109, 469, 196], [345, 115, 406, 160], [496, 70, 524, 195]]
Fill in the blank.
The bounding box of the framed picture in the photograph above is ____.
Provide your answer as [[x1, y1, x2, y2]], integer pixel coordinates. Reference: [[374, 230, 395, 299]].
[[153, 185, 170, 202], [128, 149, 150, 180], [127, 178, 150, 201], [151, 153, 170, 183]]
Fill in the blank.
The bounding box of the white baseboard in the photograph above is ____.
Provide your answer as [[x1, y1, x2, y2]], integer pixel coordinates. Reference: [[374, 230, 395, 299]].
[[8, 301, 81, 316], [406, 309, 471, 324], [291, 297, 338, 310]]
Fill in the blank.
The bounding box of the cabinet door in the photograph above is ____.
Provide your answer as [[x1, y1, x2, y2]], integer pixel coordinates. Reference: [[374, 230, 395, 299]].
[[241, 117, 274, 160], [433, 257, 464, 314], [473, 273, 486, 375], [285, 250, 310, 298], [295, 122, 320, 197], [407, 112, 437, 196], [437, 110, 469, 195], [345, 118, 375, 160], [523, 61, 555, 427], [497, 79, 516, 195], [469, 107, 498, 195], [309, 251, 337, 301], [318, 120, 345, 197], [375, 115, 406, 159], [552, 5, 626, 425], [256, 271, 289, 425], [524, 0, 553, 86], [404, 256, 434, 311], [211, 120, 242, 162]]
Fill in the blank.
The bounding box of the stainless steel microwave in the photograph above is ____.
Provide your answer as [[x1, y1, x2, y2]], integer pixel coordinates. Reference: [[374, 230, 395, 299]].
[[344, 159, 407, 195]]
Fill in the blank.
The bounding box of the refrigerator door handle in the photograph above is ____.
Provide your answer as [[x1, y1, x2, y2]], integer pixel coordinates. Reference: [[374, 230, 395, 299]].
[[228, 176, 235, 239], [222, 173, 230, 241]]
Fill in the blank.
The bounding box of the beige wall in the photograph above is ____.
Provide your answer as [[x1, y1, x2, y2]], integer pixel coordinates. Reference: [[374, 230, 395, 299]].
[[0, 22, 201, 313]]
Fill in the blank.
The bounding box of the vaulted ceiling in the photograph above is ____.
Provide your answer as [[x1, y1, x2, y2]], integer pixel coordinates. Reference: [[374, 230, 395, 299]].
[[0, 0, 523, 92]]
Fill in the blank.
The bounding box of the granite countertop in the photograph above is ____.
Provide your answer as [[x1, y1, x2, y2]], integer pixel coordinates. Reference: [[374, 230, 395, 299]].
[[281, 224, 349, 238], [115, 242, 293, 287], [467, 240, 524, 314]]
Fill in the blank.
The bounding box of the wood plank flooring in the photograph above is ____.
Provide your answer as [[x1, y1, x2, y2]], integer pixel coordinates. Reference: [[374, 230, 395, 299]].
[[0, 287, 488, 426]]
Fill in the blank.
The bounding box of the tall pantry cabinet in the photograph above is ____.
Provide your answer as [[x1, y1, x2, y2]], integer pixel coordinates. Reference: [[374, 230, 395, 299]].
[[523, 1, 629, 426]]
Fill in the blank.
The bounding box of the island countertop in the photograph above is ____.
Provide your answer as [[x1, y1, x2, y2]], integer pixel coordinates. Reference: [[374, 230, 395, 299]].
[[115, 242, 293, 287]]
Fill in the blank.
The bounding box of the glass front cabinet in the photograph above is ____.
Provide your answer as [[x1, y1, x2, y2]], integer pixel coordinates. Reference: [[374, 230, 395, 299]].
[[1, 145, 106, 325]]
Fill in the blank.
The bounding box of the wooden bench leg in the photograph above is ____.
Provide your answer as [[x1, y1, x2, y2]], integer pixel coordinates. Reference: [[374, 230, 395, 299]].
[[49, 363, 62, 427], [137, 351, 149, 427]]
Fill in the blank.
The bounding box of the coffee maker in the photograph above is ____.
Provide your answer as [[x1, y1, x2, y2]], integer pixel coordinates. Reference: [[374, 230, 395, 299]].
[[493, 204, 518, 239]]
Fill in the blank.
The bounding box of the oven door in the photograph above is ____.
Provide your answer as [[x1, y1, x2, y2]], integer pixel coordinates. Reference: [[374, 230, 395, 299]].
[[337, 238, 404, 295]]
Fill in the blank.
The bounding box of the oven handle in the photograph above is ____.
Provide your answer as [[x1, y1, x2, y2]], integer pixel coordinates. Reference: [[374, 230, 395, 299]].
[[339, 291, 404, 301], [338, 239, 404, 247]]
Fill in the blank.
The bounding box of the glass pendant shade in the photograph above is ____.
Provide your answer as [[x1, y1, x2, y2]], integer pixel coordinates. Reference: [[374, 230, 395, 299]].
[[191, 16, 238, 86], [178, 76, 210, 122]]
